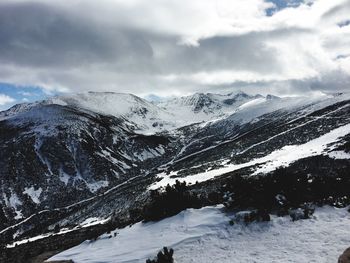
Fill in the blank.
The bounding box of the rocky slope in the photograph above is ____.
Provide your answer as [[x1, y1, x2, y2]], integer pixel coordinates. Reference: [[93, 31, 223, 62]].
[[0, 91, 349, 262]]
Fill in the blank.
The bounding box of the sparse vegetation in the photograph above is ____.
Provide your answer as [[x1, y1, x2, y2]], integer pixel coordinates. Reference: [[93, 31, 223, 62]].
[[142, 180, 202, 221]]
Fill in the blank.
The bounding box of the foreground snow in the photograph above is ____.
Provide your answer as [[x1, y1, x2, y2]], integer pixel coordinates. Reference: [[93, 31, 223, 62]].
[[50, 205, 350, 263]]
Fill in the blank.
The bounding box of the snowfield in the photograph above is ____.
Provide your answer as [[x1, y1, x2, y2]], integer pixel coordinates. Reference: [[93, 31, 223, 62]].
[[50, 205, 350, 263]]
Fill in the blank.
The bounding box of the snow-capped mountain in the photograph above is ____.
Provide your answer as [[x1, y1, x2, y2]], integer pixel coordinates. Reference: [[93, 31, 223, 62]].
[[0, 91, 269, 134], [156, 91, 263, 127], [157, 91, 259, 114], [1, 91, 350, 262], [46, 92, 176, 134]]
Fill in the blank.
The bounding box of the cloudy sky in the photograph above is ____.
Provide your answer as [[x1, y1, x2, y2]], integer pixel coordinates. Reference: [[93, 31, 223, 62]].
[[0, 0, 349, 109]]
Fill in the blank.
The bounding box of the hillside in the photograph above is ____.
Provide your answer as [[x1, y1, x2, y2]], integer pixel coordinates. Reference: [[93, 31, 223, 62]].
[[0, 91, 349, 262]]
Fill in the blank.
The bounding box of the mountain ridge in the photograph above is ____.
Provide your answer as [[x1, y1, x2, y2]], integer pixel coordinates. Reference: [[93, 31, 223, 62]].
[[0, 90, 349, 262]]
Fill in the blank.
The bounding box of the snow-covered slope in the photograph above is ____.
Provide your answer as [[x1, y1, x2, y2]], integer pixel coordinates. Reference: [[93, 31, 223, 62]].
[[50, 91, 267, 133], [156, 91, 262, 126], [0, 91, 268, 134], [44, 92, 175, 134], [152, 92, 350, 185], [1, 91, 348, 225], [1, 90, 350, 263], [151, 122, 350, 189], [0, 91, 335, 134], [50, 205, 350, 263]]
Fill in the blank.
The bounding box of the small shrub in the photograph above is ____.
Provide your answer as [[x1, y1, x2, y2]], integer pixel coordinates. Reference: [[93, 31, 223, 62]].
[[146, 247, 174, 263], [289, 204, 315, 221], [232, 209, 270, 225]]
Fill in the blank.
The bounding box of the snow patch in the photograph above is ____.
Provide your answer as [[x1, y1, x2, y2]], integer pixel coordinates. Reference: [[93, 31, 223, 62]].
[[7, 192, 23, 220], [85, 180, 109, 193], [59, 169, 71, 185], [254, 123, 350, 174], [80, 217, 109, 228], [97, 150, 131, 170], [23, 187, 42, 204], [328, 150, 350, 159], [7, 217, 109, 248], [135, 147, 164, 161]]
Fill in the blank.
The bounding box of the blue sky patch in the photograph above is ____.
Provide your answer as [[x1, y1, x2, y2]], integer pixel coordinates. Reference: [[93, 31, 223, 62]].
[[265, 0, 307, 16], [0, 83, 58, 111], [338, 20, 350, 28]]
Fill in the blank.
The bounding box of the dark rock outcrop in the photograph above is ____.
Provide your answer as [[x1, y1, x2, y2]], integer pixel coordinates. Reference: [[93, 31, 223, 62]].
[[339, 247, 350, 263]]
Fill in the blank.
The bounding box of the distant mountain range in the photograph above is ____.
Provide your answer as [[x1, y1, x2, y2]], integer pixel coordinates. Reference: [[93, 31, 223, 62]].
[[1, 90, 350, 262]]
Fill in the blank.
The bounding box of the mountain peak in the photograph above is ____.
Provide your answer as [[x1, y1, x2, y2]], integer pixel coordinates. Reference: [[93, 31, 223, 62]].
[[266, 94, 280, 100], [226, 91, 250, 97]]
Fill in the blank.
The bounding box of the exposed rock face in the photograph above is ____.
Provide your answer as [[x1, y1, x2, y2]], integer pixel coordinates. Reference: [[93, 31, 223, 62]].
[[339, 248, 350, 263], [0, 103, 173, 228]]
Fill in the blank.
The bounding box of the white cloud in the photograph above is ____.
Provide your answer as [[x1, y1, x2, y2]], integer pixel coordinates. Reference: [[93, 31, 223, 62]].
[[0, 94, 15, 106], [0, 0, 349, 96], [21, 0, 274, 44]]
